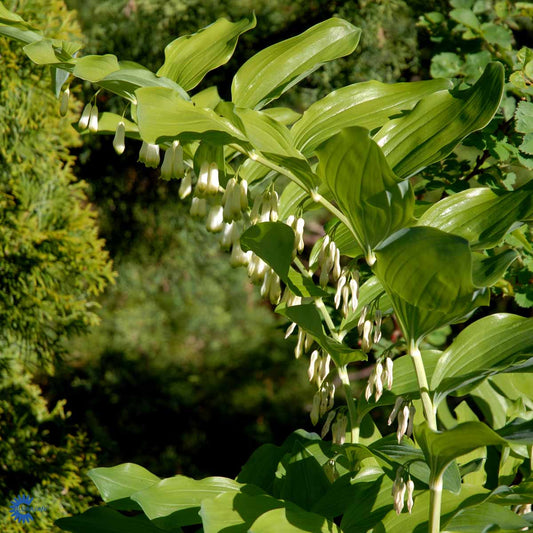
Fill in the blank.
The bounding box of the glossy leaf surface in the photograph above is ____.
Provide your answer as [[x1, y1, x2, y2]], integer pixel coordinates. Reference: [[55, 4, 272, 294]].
[[292, 78, 451, 156], [375, 62, 504, 178], [316, 126, 414, 256], [157, 15, 256, 90], [232, 18, 361, 109]]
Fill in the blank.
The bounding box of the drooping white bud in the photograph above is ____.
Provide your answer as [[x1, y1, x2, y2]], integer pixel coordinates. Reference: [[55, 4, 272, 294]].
[[362, 320, 373, 352], [269, 191, 279, 222], [196, 161, 209, 195], [365, 372, 375, 402], [285, 322, 297, 339], [397, 404, 410, 443], [374, 310, 383, 343], [295, 217, 305, 253], [332, 248, 341, 281], [385, 358, 394, 390], [335, 275, 347, 309], [179, 170, 192, 199], [261, 268, 273, 299], [259, 195, 271, 222], [78, 103, 92, 130], [321, 410, 336, 438], [406, 479, 415, 513], [144, 143, 160, 168], [190, 197, 207, 219], [310, 391, 321, 425], [308, 350, 320, 381], [88, 104, 99, 133], [239, 179, 248, 210], [358, 305, 369, 333], [113, 121, 126, 155], [207, 162, 219, 195], [161, 146, 174, 180], [388, 396, 403, 426], [294, 328, 305, 359], [332, 413, 347, 445], [318, 354, 331, 386], [220, 222, 235, 250], [304, 332, 314, 352], [407, 405, 416, 438], [342, 285, 350, 317], [327, 382, 335, 410], [172, 142, 184, 178], [374, 362, 384, 401], [319, 386, 329, 417], [349, 278, 359, 312], [249, 194, 262, 224], [206, 204, 224, 233], [229, 241, 250, 267], [394, 479, 406, 514], [59, 87, 69, 117]]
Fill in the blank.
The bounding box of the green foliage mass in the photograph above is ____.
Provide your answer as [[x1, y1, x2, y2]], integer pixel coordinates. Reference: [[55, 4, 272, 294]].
[[0, 357, 99, 533], [0, 0, 113, 529], [0, 0, 114, 362]]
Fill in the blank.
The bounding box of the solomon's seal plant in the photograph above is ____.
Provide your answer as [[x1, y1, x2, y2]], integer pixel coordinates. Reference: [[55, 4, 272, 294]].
[[1, 2, 532, 531]]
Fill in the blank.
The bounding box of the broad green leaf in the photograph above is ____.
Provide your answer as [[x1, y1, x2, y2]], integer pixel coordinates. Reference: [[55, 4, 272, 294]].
[[23, 38, 76, 68], [496, 418, 533, 445], [73, 54, 120, 83], [191, 86, 221, 108], [135, 87, 246, 145], [157, 15, 256, 90], [131, 475, 241, 525], [416, 421, 506, 478], [55, 507, 163, 533], [0, 2, 33, 26], [232, 18, 361, 109], [375, 62, 504, 178], [200, 490, 283, 533], [263, 107, 301, 125], [0, 22, 42, 45], [238, 158, 273, 184], [450, 8, 481, 30], [431, 314, 533, 396], [275, 302, 366, 367], [98, 61, 189, 102], [240, 222, 326, 298], [373, 226, 489, 343], [471, 249, 518, 287], [262, 152, 321, 190], [316, 126, 414, 258], [292, 78, 451, 156], [237, 443, 287, 494], [248, 506, 341, 533], [445, 501, 529, 531], [88, 463, 160, 503], [340, 475, 394, 532], [417, 186, 533, 249], [233, 107, 302, 157]]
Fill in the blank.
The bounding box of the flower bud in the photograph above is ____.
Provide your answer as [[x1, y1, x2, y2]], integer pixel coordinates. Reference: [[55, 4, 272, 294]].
[[332, 414, 347, 445], [220, 222, 235, 250], [308, 350, 320, 381], [394, 479, 406, 514], [207, 162, 219, 195], [249, 194, 262, 224], [141, 143, 160, 168], [294, 328, 305, 359], [358, 305, 369, 333], [78, 103, 92, 130], [59, 88, 69, 117], [332, 248, 341, 281], [388, 396, 403, 426], [310, 391, 321, 425], [229, 241, 250, 267], [206, 204, 224, 233], [172, 142, 184, 178], [407, 405, 416, 437], [321, 410, 336, 438], [374, 362, 384, 401], [397, 404, 410, 443], [269, 191, 279, 222], [295, 218, 305, 252], [196, 161, 209, 195], [190, 197, 206, 219], [406, 479, 415, 513], [88, 104, 99, 133], [238, 179, 248, 210], [285, 322, 297, 339], [385, 358, 394, 390], [362, 320, 373, 352], [179, 170, 192, 199], [113, 121, 126, 155], [349, 279, 359, 312], [161, 146, 174, 180], [334, 275, 347, 309]]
